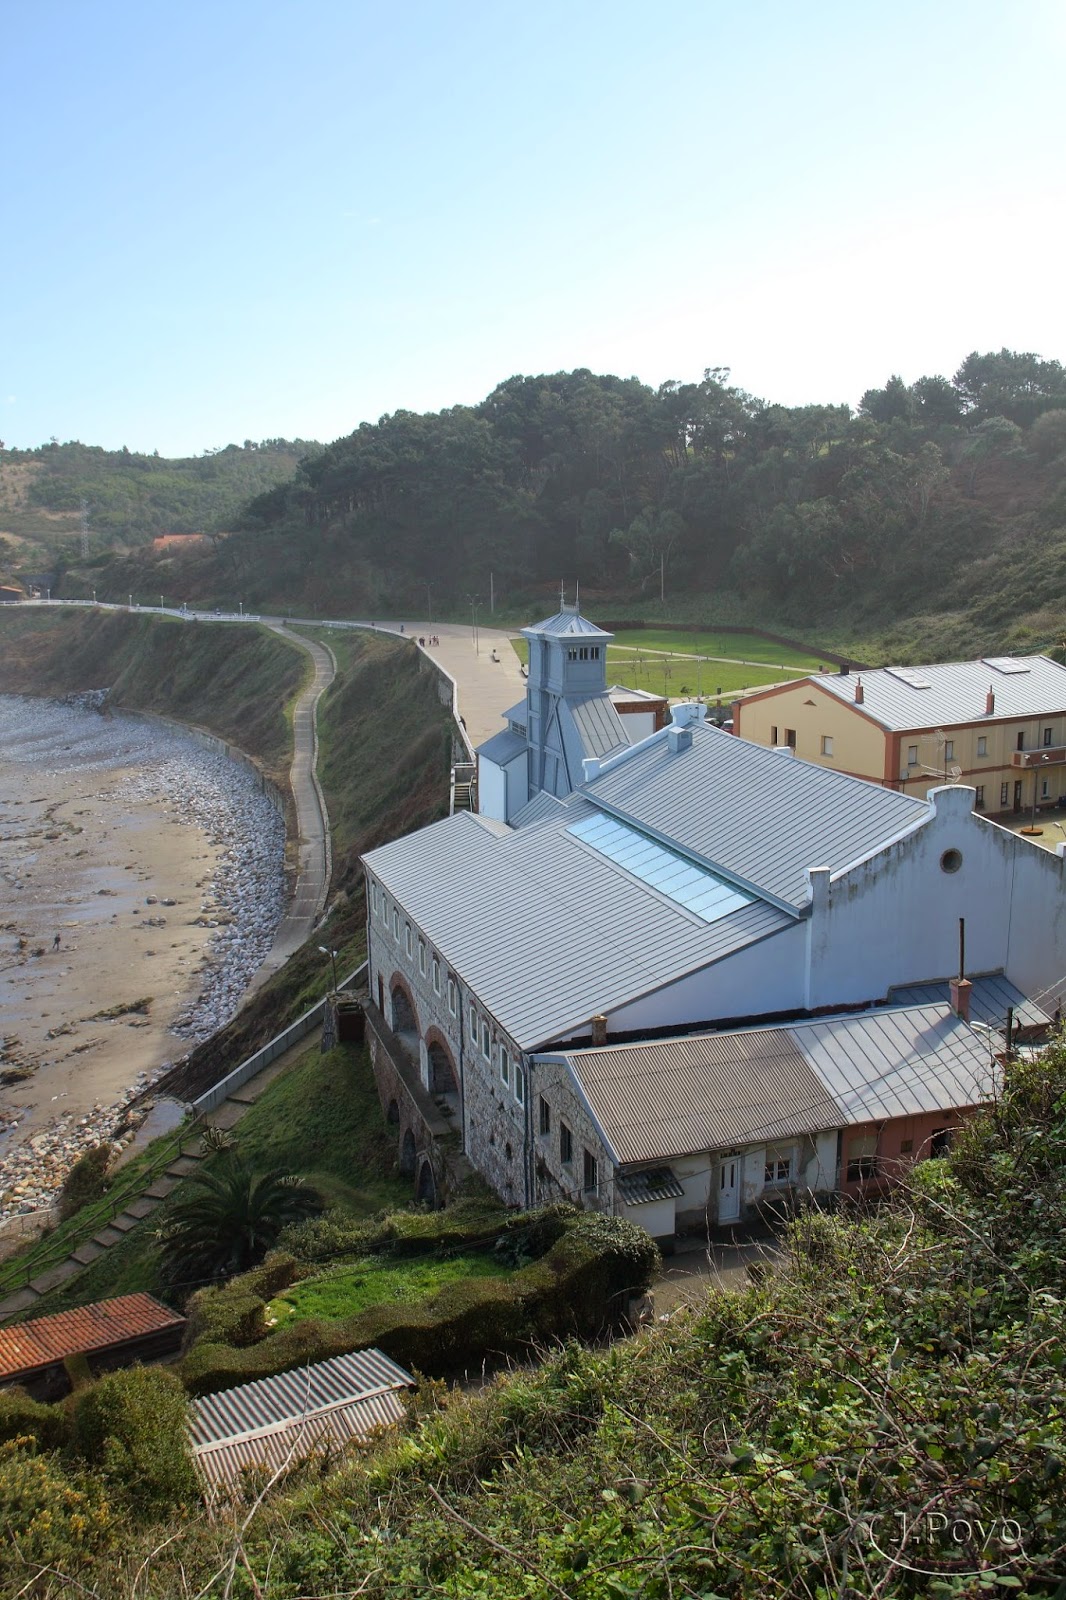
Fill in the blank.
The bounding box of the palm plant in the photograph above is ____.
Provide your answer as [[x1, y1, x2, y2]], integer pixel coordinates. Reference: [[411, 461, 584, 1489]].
[[157, 1151, 320, 1288]]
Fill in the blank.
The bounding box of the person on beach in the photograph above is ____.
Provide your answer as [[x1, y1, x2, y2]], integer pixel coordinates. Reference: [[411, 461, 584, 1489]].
[[52, 932, 61, 951]]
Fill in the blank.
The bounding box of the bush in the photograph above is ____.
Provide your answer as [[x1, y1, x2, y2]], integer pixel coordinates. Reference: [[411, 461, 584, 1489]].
[[182, 1250, 304, 1350], [282, 1196, 512, 1264], [0, 1389, 70, 1451], [0, 1437, 115, 1575], [181, 1209, 661, 1396], [72, 1367, 199, 1510], [57, 1144, 112, 1222]]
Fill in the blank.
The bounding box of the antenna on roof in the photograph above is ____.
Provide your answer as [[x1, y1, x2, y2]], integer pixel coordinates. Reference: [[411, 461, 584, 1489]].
[[560, 579, 565, 609], [575, 580, 580, 610]]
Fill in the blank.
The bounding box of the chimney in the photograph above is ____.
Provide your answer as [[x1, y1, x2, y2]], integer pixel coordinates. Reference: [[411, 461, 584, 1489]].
[[986, 686, 995, 715], [667, 724, 692, 753], [949, 976, 973, 1022], [854, 678, 864, 704], [591, 1014, 607, 1045]]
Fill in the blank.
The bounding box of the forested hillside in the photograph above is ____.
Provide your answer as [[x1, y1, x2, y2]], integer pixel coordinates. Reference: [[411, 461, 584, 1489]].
[[0, 437, 318, 558], [12, 349, 1066, 660], [220, 347, 1066, 652]]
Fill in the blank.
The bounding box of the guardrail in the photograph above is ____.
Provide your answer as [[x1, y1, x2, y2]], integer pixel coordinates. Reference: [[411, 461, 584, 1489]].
[[191, 962, 367, 1114]]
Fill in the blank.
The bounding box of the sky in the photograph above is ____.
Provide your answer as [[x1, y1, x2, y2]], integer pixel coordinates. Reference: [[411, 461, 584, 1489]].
[[2, 0, 1064, 457]]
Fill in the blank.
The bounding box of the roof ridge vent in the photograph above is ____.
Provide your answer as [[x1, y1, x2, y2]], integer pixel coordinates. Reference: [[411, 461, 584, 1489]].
[[667, 724, 692, 753]]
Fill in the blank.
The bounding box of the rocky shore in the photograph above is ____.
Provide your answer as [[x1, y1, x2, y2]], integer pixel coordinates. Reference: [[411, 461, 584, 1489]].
[[0, 696, 287, 1225]]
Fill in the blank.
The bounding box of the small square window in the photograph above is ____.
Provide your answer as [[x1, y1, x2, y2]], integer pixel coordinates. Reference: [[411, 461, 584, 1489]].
[[583, 1149, 598, 1192], [481, 1022, 490, 1061], [820, 735, 833, 757], [418, 939, 426, 976], [977, 736, 987, 757], [899, 1138, 914, 1154], [539, 1096, 551, 1136], [907, 745, 918, 766], [514, 1063, 526, 1105], [448, 978, 458, 1016], [432, 956, 441, 994], [560, 1122, 573, 1165], [763, 1154, 792, 1185], [499, 1045, 510, 1086], [847, 1133, 878, 1182]]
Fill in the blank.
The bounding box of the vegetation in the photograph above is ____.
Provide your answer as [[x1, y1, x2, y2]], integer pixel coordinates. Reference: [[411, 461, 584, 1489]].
[[264, 1252, 510, 1324], [1, 1043, 1065, 1594], [156, 1153, 321, 1289], [56, 1146, 112, 1224]]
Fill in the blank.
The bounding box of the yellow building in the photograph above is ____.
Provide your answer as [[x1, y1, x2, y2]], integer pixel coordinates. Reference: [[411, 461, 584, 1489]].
[[735, 656, 1066, 815]]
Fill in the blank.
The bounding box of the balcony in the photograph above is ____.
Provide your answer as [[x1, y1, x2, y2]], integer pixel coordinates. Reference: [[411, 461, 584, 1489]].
[[1011, 747, 1066, 768]]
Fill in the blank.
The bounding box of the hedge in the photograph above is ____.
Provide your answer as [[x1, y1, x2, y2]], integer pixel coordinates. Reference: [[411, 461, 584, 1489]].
[[181, 1212, 660, 1396], [280, 1194, 517, 1264]]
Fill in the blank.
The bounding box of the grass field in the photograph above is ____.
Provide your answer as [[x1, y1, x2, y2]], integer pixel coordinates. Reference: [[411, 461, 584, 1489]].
[[509, 632, 815, 699], [267, 1251, 509, 1324], [611, 629, 829, 667]]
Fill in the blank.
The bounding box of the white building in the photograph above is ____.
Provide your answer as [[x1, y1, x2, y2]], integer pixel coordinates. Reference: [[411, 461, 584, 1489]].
[[363, 700, 1066, 1219]]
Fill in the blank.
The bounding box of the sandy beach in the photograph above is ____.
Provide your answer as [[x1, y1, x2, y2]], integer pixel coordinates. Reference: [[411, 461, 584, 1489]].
[[0, 695, 285, 1221]]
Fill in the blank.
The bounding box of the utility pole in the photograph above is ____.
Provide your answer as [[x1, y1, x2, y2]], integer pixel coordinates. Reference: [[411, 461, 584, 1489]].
[[490, 572, 494, 614]]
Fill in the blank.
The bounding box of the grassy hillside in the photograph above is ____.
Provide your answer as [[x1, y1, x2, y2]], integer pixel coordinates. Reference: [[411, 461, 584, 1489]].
[[0, 607, 306, 783]]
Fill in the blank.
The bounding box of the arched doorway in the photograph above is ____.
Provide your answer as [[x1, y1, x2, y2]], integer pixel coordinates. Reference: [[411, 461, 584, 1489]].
[[386, 1099, 400, 1125], [391, 984, 416, 1034], [416, 1159, 438, 1207], [400, 1128, 416, 1178], [427, 1041, 458, 1095]]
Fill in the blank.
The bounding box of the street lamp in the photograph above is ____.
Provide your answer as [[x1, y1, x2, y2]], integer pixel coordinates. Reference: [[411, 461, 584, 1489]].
[[468, 596, 482, 656], [129, 594, 133, 609], [160, 594, 164, 613], [238, 599, 243, 619], [318, 945, 339, 993]]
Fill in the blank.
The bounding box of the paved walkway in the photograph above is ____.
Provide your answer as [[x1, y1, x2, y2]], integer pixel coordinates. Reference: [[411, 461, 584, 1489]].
[[252, 625, 335, 982]]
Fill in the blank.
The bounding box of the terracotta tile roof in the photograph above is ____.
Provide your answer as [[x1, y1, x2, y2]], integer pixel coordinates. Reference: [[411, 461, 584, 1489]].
[[0, 1294, 184, 1380]]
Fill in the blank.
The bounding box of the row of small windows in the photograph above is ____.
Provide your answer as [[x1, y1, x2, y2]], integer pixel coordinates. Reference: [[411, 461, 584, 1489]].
[[566, 645, 601, 661], [538, 1097, 597, 1192]]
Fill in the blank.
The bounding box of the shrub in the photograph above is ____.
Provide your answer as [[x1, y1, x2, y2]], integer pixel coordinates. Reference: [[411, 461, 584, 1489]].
[[182, 1250, 304, 1351], [281, 1195, 511, 1264], [181, 1209, 661, 1396], [57, 1144, 112, 1222], [0, 1389, 70, 1451], [72, 1367, 199, 1510], [0, 1437, 115, 1575]]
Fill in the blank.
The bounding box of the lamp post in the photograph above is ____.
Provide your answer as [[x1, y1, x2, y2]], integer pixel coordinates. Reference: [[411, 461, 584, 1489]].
[[1022, 753, 1052, 835], [92, 589, 96, 605], [129, 594, 133, 609], [318, 945, 339, 993], [468, 596, 481, 655], [238, 600, 243, 619], [160, 594, 164, 613]]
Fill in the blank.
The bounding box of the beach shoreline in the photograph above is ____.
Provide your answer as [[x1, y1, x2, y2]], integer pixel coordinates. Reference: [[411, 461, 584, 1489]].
[[0, 695, 286, 1222]]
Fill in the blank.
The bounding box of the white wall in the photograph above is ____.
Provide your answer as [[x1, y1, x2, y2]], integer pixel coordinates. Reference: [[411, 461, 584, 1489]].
[[806, 786, 1066, 1010], [605, 923, 808, 1033], [621, 710, 657, 742], [478, 759, 508, 821]]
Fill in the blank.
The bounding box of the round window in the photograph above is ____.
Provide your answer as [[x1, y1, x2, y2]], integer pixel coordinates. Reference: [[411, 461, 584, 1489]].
[[940, 848, 963, 874]]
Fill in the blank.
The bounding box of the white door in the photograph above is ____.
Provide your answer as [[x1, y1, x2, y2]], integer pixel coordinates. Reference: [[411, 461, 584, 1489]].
[[718, 1156, 740, 1223]]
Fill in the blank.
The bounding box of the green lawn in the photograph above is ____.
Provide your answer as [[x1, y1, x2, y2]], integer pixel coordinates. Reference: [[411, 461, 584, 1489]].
[[610, 628, 829, 667], [267, 1251, 509, 1324], [509, 635, 811, 700]]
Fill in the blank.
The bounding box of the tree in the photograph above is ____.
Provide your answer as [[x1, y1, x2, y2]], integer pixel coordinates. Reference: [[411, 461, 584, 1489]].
[[157, 1150, 320, 1287]]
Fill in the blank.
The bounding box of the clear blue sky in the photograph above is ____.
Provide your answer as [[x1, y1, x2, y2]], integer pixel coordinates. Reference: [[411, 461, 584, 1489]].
[[2, 0, 1063, 457]]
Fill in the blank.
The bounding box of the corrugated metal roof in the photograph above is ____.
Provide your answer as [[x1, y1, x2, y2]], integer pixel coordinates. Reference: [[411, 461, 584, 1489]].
[[617, 1168, 685, 1204], [795, 1003, 996, 1123], [608, 684, 665, 704], [477, 728, 527, 766], [364, 805, 791, 1050], [190, 1349, 411, 1488], [586, 722, 928, 910], [523, 607, 613, 639], [813, 655, 1066, 731], [551, 1002, 996, 1165], [888, 974, 1050, 1030], [567, 693, 631, 759], [0, 1294, 183, 1379], [549, 1025, 837, 1164]]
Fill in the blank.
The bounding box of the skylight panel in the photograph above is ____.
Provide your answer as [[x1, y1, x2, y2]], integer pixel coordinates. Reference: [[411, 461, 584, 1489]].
[[982, 657, 1031, 675], [567, 813, 755, 924], [885, 667, 932, 689]]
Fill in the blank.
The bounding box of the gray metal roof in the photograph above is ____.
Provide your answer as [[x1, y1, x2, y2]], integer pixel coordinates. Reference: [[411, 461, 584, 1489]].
[[477, 727, 527, 766], [617, 1168, 685, 1204], [190, 1349, 412, 1487], [522, 606, 613, 639], [812, 655, 1066, 732], [550, 1002, 996, 1166], [608, 684, 665, 704], [567, 692, 631, 759], [795, 1003, 995, 1123], [548, 1025, 838, 1164], [364, 806, 791, 1050], [888, 974, 1051, 1030], [586, 722, 929, 910], [510, 790, 566, 828]]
